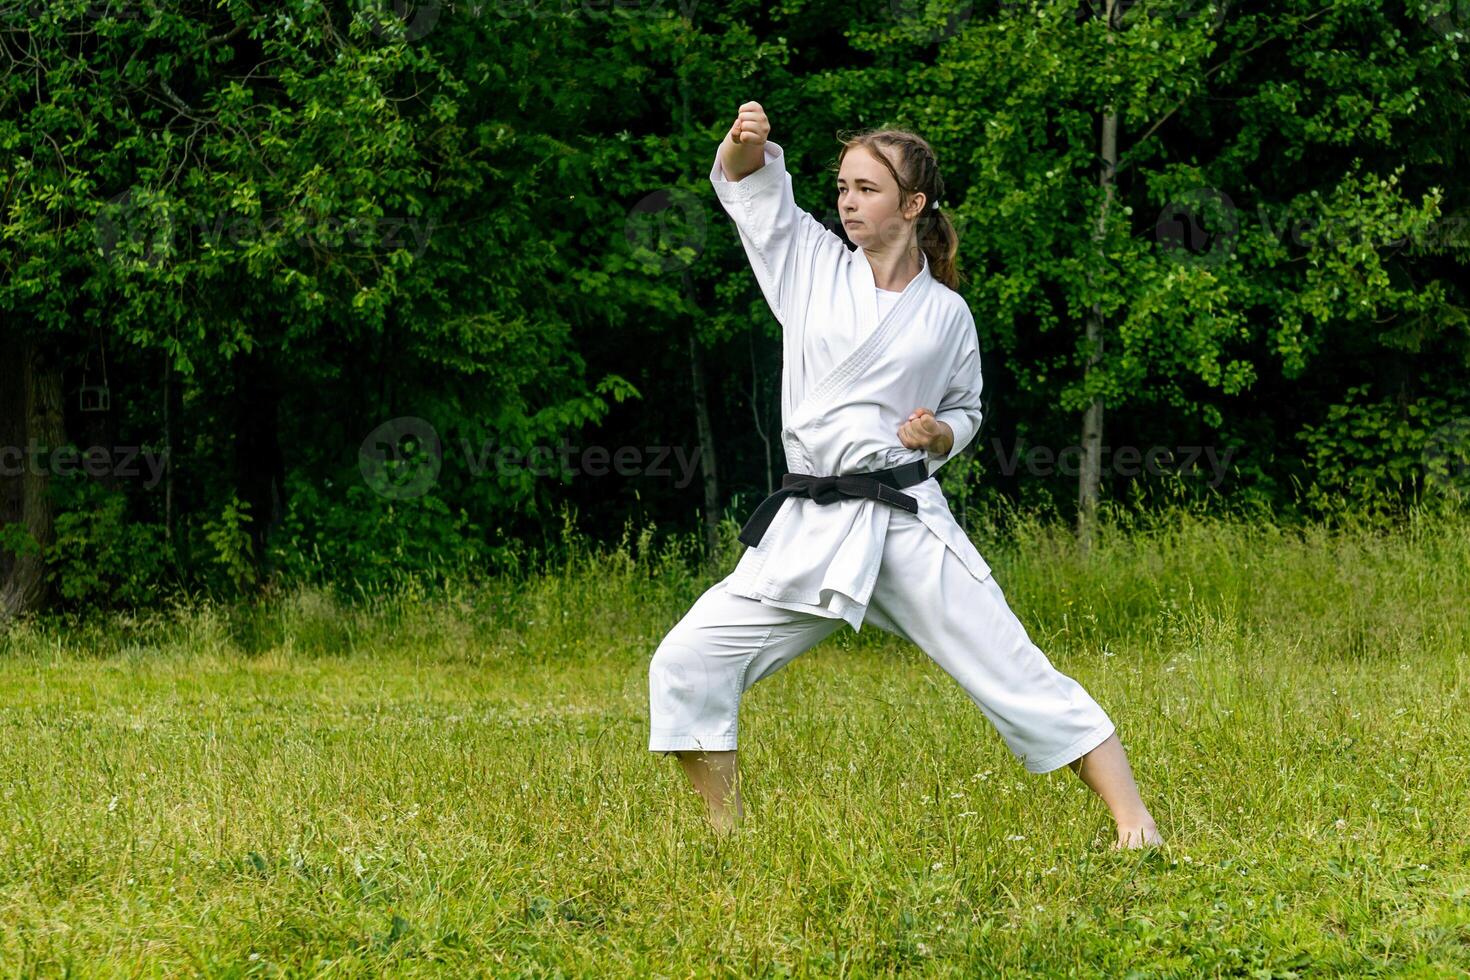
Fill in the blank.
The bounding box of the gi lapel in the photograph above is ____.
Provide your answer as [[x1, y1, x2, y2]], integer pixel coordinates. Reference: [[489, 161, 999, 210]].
[[789, 248, 934, 429]]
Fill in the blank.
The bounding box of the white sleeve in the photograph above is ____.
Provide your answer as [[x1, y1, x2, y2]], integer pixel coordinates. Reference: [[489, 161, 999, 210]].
[[925, 321, 985, 478], [708, 139, 842, 329]]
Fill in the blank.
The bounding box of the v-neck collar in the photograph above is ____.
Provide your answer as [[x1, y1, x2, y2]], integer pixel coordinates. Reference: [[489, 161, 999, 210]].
[[855, 246, 931, 343], [789, 246, 934, 429]]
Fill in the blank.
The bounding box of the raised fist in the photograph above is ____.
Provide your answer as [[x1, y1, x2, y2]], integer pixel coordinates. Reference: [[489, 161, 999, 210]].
[[729, 101, 771, 146]]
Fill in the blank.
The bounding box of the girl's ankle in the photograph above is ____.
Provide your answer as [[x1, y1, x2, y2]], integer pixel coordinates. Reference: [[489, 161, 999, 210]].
[[1112, 809, 1155, 827]]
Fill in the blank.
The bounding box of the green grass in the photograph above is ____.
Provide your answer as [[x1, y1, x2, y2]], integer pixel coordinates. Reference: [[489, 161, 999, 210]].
[[1, 503, 1468, 975]]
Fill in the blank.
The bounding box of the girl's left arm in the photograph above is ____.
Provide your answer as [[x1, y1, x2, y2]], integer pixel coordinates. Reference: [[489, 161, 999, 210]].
[[923, 322, 985, 478]]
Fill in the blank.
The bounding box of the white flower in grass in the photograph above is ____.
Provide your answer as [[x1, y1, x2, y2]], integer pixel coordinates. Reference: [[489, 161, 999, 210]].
[[932, 861, 943, 871], [1335, 818, 1347, 830], [1005, 834, 1025, 842]]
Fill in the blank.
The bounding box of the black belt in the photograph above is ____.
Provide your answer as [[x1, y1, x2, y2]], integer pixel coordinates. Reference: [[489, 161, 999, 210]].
[[737, 458, 934, 548]]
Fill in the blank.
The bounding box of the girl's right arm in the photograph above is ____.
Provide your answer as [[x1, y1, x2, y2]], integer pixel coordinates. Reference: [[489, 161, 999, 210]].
[[709, 102, 847, 330]]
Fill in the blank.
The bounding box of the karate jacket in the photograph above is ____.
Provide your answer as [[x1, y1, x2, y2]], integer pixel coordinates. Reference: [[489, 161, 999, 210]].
[[709, 139, 992, 631]]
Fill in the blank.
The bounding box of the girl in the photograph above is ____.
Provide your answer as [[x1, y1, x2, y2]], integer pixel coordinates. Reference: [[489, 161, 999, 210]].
[[649, 101, 1162, 849]]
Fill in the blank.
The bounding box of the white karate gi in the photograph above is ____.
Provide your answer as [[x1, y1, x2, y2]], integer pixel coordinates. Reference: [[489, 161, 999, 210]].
[[705, 140, 993, 632], [645, 139, 1117, 773]]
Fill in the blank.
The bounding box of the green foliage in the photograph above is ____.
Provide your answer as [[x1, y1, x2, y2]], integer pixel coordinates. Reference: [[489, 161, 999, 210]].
[[42, 475, 171, 609], [263, 472, 503, 593], [201, 495, 258, 597], [2, 0, 1469, 615], [1297, 386, 1468, 519], [0, 522, 41, 561]]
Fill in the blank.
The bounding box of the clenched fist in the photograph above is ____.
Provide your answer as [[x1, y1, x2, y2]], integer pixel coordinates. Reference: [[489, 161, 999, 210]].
[[898, 407, 953, 456], [728, 101, 771, 147]]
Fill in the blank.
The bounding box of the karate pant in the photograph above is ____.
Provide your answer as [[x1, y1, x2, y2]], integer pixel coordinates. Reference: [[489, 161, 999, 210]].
[[647, 508, 1117, 774]]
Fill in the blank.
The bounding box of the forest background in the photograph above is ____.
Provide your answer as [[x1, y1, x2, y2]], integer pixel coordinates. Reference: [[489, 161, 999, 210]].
[[3, 0, 1468, 618]]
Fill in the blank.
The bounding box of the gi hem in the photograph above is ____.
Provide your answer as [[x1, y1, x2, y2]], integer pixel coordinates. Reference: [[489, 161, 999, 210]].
[[649, 732, 739, 753], [1021, 720, 1116, 774], [724, 582, 867, 633]]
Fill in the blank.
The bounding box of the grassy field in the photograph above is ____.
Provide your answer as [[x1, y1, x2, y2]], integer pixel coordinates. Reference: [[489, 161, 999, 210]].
[[1, 503, 1468, 975]]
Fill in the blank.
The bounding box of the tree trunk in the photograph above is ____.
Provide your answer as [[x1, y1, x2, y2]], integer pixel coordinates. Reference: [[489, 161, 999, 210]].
[[163, 349, 175, 548], [688, 325, 721, 568], [749, 325, 774, 496], [232, 348, 286, 579], [1, 336, 67, 624], [0, 332, 23, 591], [677, 61, 723, 568], [1078, 0, 1120, 556]]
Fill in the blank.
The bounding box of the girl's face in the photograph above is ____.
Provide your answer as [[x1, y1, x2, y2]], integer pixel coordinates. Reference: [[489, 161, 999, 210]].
[[836, 144, 927, 251]]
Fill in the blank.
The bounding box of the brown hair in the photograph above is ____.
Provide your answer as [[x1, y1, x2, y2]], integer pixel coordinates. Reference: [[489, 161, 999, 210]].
[[831, 127, 962, 290]]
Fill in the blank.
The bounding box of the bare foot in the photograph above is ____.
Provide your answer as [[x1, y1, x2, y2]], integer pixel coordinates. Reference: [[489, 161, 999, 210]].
[[1112, 818, 1163, 850]]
